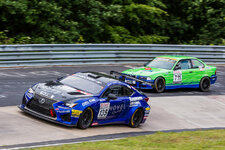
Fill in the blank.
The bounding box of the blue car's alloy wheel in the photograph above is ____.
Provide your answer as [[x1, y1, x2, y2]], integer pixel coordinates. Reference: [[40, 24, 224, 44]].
[[78, 107, 93, 129], [130, 109, 144, 128]]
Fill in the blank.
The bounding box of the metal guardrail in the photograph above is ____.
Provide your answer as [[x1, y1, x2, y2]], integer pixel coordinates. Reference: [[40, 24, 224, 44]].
[[0, 44, 225, 67]]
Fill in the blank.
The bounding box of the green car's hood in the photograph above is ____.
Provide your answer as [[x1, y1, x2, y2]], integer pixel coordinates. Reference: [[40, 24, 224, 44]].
[[122, 67, 168, 77]]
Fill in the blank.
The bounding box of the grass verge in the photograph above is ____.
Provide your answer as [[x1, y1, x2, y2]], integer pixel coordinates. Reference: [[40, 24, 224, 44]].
[[32, 129, 225, 150]]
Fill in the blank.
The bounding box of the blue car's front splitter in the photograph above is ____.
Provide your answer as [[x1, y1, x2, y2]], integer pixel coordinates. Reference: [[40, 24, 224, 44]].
[[17, 105, 76, 127]]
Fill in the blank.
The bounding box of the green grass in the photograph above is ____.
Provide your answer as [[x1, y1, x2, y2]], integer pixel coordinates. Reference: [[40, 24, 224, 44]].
[[31, 129, 225, 150]]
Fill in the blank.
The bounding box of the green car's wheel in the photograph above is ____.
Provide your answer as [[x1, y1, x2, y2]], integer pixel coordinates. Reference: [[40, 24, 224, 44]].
[[200, 77, 211, 92], [153, 77, 165, 93], [77, 107, 93, 129], [129, 109, 144, 128]]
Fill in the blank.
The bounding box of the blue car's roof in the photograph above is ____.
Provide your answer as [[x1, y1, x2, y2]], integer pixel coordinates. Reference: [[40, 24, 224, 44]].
[[75, 71, 119, 86]]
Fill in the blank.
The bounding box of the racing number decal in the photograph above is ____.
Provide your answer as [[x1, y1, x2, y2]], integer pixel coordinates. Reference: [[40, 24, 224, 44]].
[[173, 70, 182, 83], [98, 103, 110, 119]]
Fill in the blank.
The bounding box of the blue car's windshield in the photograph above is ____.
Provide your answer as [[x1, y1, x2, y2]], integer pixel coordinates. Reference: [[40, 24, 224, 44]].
[[146, 57, 177, 70], [60, 74, 104, 95]]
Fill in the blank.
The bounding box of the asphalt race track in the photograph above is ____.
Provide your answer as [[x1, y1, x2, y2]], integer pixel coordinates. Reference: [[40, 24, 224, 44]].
[[0, 65, 225, 107], [0, 65, 225, 149]]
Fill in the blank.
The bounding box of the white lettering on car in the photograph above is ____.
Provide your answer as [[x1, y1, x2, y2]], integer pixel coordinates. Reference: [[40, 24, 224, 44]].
[[82, 101, 89, 106], [89, 98, 96, 103], [57, 110, 70, 113], [40, 91, 49, 97], [130, 101, 140, 107], [129, 96, 143, 102], [110, 104, 126, 114]]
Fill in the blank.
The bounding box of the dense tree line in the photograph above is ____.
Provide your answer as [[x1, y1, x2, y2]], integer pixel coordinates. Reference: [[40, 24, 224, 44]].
[[0, 0, 224, 45]]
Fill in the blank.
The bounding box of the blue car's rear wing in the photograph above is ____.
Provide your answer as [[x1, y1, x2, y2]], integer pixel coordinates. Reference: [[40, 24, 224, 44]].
[[110, 70, 153, 86]]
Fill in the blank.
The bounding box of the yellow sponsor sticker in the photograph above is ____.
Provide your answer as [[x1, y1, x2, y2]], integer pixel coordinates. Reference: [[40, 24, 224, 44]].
[[145, 107, 150, 111], [72, 110, 83, 117]]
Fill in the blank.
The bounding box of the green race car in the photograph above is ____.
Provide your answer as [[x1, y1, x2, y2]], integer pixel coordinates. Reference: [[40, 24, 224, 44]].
[[121, 55, 217, 93]]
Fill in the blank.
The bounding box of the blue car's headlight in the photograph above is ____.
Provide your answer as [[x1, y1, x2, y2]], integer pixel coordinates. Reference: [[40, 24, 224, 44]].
[[28, 88, 35, 94], [26, 88, 35, 99], [65, 103, 78, 108]]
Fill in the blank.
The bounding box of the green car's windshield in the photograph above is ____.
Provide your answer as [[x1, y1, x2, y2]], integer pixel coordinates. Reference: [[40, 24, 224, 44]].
[[146, 57, 177, 70]]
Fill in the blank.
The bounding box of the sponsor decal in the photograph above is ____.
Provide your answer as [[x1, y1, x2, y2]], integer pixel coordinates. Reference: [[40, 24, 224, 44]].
[[145, 107, 150, 111], [82, 101, 89, 106], [145, 110, 150, 114], [98, 103, 110, 119], [144, 67, 152, 70], [129, 96, 143, 102], [40, 91, 49, 97], [100, 99, 106, 102], [206, 67, 211, 69], [55, 108, 59, 111], [38, 98, 46, 104], [130, 101, 140, 107], [58, 106, 70, 109], [57, 110, 70, 113], [199, 66, 205, 71], [26, 92, 33, 99], [91, 122, 98, 126], [110, 104, 126, 114], [145, 107, 150, 113], [89, 98, 96, 103], [72, 110, 83, 118], [173, 70, 182, 83]]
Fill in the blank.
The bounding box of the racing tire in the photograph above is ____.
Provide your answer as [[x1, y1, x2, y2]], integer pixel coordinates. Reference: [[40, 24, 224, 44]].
[[129, 109, 144, 128], [153, 77, 165, 93], [199, 77, 211, 92], [77, 107, 93, 129]]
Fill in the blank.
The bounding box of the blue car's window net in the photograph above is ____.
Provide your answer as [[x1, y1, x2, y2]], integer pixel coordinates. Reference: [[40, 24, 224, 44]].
[[147, 57, 176, 70], [60, 75, 103, 95]]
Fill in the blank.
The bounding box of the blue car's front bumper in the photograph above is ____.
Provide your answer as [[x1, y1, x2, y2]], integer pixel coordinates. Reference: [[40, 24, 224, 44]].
[[18, 105, 77, 127]]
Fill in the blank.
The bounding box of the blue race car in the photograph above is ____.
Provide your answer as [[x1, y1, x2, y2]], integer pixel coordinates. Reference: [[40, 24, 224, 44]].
[[18, 71, 150, 129]]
